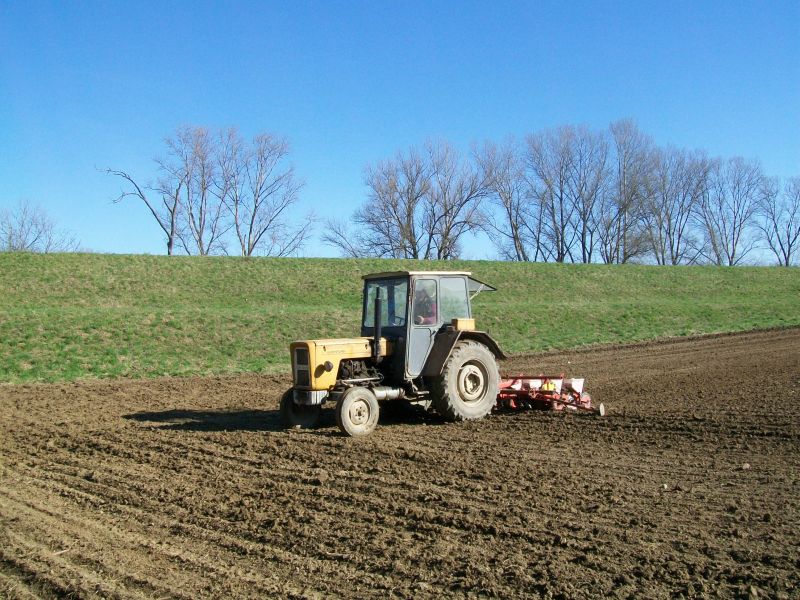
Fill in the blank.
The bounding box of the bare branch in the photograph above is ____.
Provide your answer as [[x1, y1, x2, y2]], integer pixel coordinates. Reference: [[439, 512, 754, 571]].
[[321, 219, 371, 258]]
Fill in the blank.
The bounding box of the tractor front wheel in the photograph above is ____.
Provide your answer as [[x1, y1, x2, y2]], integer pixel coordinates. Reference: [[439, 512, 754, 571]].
[[335, 386, 380, 437], [279, 388, 321, 429], [431, 341, 500, 421]]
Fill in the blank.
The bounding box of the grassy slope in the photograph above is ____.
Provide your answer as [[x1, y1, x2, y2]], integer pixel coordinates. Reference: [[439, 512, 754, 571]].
[[1, 253, 798, 383]]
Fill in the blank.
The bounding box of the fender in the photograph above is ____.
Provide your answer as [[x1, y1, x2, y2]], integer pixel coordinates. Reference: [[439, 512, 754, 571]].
[[421, 329, 506, 377]]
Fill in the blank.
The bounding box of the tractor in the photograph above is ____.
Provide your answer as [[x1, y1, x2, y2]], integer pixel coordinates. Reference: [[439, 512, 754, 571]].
[[281, 270, 602, 436], [281, 271, 505, 436]]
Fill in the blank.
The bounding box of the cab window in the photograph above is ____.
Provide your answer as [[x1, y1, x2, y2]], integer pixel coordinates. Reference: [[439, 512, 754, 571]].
[[412, 279, 438, 326], [363, 278, 408, 327], [439, 277, 470, 322]]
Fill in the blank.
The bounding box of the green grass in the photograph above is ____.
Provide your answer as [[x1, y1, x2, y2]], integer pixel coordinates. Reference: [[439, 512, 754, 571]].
[[1, 253, 798, 383]]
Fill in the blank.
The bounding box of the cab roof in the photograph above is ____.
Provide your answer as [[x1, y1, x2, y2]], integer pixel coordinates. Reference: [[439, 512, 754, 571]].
[[363, 270, 472, 279], [362, 271, 497, 293]]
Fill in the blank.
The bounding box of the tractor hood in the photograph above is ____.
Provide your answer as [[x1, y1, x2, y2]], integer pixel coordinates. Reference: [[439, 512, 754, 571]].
[[289, 337, 394, 391]]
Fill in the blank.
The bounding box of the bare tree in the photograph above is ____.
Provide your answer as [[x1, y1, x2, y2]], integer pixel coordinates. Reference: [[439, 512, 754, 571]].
[[525, 127, 579, 262], [642, 147, 709, 265], [109, 127, 226, 256], [107, 128, 196, 256], [425, 140, 489, 259], [109, 125, 310, 256], [597, 120, 655, 264], [324, 140, 487, 260], [0, 200, 80, 252], [566, 125, 609, 263], [477, 139, 538, 261], [695, 157, 762, 266], [170, 127, 228, 255], [756, 176, 800, 266], [217, 129, 310, 257], [323, 147, 431, 258]]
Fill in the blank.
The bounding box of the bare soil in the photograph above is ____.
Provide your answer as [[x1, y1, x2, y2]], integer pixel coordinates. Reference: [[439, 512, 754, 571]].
[[1, 329, 799, 599]]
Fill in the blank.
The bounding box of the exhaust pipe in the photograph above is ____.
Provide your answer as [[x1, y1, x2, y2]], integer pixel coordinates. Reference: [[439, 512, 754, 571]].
[[372, 386, 404, 400], [373, 288, 383, 365]]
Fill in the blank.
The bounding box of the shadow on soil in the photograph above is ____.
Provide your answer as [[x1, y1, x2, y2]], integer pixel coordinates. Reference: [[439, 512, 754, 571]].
[[123, 403, 442, 433], [123, 409, 286, 432]]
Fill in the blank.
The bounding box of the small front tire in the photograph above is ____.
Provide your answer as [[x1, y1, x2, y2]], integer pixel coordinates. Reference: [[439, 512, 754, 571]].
[[279, 388, 321, 429], [335, 387, 380, 437]]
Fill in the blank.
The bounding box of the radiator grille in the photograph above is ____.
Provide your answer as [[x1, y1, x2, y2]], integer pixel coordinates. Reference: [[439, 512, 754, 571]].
[[294, 347, 310, 387], [296, 369, 310, 386], [295, 348, 309, 366]]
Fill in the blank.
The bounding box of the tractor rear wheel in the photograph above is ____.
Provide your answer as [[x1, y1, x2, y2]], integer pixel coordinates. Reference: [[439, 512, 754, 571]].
[[431, 341, 500, 421], [279, 388, 321, 429], [335, 386, 379, 437]]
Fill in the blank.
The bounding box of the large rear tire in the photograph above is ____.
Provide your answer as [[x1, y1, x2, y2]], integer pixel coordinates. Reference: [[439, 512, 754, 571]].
[[431, 341, 500, 421], [279, 388, 321, 429], [335, 386, 380, 437]]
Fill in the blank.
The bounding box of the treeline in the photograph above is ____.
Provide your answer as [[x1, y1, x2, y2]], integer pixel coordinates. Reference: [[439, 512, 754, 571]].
[[327, 119, 800, 266], [10, 119, 789, 265]]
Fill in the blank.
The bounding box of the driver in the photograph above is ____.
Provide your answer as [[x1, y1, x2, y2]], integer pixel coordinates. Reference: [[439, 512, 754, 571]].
[[413, 287, 437, 325]]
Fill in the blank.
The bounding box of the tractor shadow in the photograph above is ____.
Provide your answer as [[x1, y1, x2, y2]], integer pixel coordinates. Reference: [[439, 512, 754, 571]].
[[377, 402, 445, 427], [123, 408, 285, 432], [124, 402, 444, 434]]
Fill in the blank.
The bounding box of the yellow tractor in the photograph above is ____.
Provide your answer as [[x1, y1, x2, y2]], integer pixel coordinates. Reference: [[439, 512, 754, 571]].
[[281, 271, 505, 436]]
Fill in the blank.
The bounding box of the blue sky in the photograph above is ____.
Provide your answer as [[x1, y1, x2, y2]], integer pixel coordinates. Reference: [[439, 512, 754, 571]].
[[1, 0, 799, 257]]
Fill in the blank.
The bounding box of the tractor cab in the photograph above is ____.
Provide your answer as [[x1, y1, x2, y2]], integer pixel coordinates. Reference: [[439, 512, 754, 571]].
[[360, 271, 498, 381]]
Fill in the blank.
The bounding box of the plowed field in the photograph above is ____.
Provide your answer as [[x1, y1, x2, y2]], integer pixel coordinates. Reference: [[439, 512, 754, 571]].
[[2, 329, 799, 599]]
